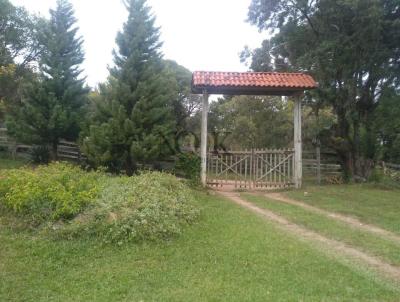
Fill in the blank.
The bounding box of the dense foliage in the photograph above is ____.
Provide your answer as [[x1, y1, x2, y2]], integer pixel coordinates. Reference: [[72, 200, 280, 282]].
[[7, 0, 88, 158], [0, 163, 99, 223], [245, 0, 400, 178], [207, 96, 293, 150], [373, 89, 400, 163], [0, 163, 199, 244], [164, 60, 202, 152], [2, 0, 399, 181], [174, 152, 201, 185], [60, 172, 199, 244], [191, 95, 335, 152], [0, 0, 39, 123]]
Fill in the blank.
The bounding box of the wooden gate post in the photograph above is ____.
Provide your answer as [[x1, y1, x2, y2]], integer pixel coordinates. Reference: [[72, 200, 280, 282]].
[[200, 90, 209, 187], [294, 96, 302, 188]]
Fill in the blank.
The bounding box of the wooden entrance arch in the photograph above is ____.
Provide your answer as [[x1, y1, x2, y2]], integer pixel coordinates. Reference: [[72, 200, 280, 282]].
[[191, 71, 317, 189]]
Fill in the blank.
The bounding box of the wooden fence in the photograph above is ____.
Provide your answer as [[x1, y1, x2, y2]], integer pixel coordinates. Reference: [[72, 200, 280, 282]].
[[303, 148, 342, 184], [57, 140, 85, 161], [2, 127, 345, 182], [384, 162, 400, 171], [0, 128, 84, 162]]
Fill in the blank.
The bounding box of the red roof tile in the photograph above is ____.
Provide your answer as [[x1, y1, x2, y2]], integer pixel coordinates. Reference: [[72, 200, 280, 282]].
[[192, 71, 317, 95]]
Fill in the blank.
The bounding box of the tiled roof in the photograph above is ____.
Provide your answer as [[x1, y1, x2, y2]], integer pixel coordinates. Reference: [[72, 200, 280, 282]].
[[192, 71, 317, 95]]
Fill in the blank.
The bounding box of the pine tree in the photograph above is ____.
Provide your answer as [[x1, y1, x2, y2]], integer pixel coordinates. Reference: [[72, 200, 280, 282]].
[[82, 0, 177, 174], [7, 0, 88, 157]]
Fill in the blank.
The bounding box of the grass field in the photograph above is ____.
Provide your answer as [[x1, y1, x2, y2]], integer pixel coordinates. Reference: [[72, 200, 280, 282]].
[[286, 185, 400, 235], [1, 160, 399, 301], [1, 191, 399, 301], [0, 153, 28, 169], [243, 192, 400, 267]]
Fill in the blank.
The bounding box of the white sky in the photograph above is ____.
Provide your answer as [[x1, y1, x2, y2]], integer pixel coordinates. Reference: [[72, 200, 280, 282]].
[[11, 0, 265, 88]]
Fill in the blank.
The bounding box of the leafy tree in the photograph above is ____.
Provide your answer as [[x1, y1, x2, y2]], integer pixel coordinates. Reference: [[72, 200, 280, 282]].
[[373, 89, 400, 163], [246, 0, 400, 179], [82, 0, 179, 174], [7, 0, 88, 156], [0, 0, 40, 123], [207, 98, 232, 151], [0, 0, 39, 67], [206, 96, 293, 150], [163, 60, 202, 151]]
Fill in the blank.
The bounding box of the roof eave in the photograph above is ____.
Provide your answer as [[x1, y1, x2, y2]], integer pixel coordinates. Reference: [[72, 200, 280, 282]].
[[191, 85, 316, 96]]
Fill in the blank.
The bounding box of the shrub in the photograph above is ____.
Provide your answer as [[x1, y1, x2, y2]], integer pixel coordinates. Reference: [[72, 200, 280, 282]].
[[30, 145, 51, 164], [174, 152, 201, 185], [368, 167, 400, 190], [0, 162, 100, 224], [368, 168, 384, 183], [0, 164, 200, 245], [56, 172, 199, 244]]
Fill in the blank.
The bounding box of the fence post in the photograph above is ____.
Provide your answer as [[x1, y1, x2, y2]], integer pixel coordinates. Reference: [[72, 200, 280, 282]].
[[250, 148, 254, 189], [293, 96, 302, 188], [200, 90, 209, 187], [316, 145, 321, 185]]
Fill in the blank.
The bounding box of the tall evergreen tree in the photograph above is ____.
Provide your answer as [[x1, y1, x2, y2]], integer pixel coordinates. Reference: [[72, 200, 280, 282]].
[[82, 0, 177, 174], [7, 0, 88, 156]]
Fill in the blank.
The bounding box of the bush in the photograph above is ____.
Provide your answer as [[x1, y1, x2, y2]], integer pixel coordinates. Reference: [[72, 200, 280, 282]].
[[174, 152, 201, 185], [368, 168, 384, 183], [0, 162, 100, 224], [58, 172, 199, 244], [30, 145, 51, 164], [0, 164, 200, 245], [368, 167, 400, 190]]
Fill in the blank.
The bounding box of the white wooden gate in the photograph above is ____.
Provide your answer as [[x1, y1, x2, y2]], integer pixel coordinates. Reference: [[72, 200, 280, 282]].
[[207, 149, 295, 189]]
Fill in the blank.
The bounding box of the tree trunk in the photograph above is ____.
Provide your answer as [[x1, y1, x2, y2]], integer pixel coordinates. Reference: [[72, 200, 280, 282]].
[[51, 142, 58, 161], [335, 107, 355, 181], [125, 155, 136, 176]]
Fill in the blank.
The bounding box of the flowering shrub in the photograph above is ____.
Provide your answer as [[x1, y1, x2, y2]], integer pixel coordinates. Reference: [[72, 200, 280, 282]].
[[0, 163, 100, 223]]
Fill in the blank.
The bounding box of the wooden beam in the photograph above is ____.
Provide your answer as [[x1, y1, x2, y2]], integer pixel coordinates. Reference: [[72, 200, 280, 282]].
[[200, 90, 209, 187], [192, 86, 307, 96], [293, 96, 302, 188]]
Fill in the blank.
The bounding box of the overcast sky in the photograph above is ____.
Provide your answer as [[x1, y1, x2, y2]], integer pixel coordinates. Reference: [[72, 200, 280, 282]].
[[11, 0, 265, 88]]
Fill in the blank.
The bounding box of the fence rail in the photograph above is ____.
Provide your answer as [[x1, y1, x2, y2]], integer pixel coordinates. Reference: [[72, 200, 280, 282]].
[[303, 159, 342, 175], [2, 127, 346, 181], [303, 148, 342, 184], [207, 149, 295, 190], [385, 162, 400, 171], [0, 129, 84, 162]]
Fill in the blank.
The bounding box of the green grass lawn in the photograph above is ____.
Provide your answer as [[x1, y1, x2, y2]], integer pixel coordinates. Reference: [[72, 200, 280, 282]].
[[1, 191, 399, 301], [0, 153, 29, 169], [243, 193, 400, 266], [286, 184, 400, 235]]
